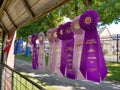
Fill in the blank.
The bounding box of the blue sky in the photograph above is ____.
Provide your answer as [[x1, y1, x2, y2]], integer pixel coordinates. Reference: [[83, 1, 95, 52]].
[[106, 23, 120, 35]]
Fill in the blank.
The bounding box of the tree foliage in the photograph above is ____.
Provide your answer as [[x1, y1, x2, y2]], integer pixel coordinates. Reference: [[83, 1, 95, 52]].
[[18, 0, 120, 40]]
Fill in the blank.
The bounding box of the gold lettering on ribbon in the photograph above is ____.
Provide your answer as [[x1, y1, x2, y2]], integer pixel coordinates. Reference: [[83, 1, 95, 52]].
[[89, 68, 96, 72], [88, 57, 96, 59], [33, 57, 35, 59], [86, 39, 97, 44], [67, 47, 73, 51], [69, 63, 72, 66], [33, 48, 36, 51], [77, 50, 81, 55], [88, 49, 96, 52], [55, 49, 60, 52], [67, 59, 72, 62], [33, 52, 35, 56], [68, 68, 72, 71], [90, 60, 94, 63], [76, 42, 83, 46], [67, 53, 72, 57]]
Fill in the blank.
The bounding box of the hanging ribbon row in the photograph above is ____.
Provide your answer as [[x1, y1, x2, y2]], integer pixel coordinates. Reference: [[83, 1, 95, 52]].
[[47, 9, 108, 82], [26, 10, 107, 82]]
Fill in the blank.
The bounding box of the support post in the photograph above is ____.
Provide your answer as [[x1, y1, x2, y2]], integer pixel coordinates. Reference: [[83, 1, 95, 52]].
[[117, 34, 119, 63]]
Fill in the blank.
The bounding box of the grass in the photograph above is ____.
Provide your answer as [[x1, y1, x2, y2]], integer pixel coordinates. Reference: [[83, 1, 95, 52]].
[[15, 53, 32, 62], [13, 72, 56, 90], [13, 73, 40, 90], [105, 62, 120, 82], [15, 54, 120, 83], [15, 53, 49, 65]]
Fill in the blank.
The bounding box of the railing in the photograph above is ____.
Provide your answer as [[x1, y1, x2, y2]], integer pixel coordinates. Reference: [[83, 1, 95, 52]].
[[100, 36, 120, 63], [1, 63, 46, 90]]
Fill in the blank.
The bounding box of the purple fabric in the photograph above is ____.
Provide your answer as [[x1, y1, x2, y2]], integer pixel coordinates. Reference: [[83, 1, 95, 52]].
[[31, 34, 38, 69], [96, 31, 108, 80], [57, 22, 76, 79], [60, 38, 76, 79], [79, 10, 99, 31], [80, 29, 108, 82], [60, 40, 67, 75], [57, 22, 74, 40], [65, 38, 76, 79], [79, 10, 107, 82]]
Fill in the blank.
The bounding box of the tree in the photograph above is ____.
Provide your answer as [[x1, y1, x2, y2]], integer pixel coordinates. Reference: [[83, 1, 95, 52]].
[[18, 0, 120, 40], [58, 0, 120, 25], [17, 11, 64, 40]]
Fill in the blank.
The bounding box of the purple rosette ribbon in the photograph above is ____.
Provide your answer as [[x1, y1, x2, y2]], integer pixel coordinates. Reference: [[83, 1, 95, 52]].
[[31, 34, 38, 69], [38, 32, 46, 72], [57, 22, 76, 79], [79, 10, 108, 82]]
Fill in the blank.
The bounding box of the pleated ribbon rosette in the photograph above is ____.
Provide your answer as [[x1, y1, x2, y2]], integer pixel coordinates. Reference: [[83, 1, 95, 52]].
[[70, 16, 85, 80], [57, 22, 76, 79], [79, 10, 108, 82]]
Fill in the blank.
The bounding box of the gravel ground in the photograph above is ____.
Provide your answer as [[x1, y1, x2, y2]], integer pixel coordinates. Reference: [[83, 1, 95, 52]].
[[15, 59, 120, 90]]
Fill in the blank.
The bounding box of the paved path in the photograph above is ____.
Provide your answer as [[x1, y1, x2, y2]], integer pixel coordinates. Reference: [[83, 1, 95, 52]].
[[15, 59, 120, 90]]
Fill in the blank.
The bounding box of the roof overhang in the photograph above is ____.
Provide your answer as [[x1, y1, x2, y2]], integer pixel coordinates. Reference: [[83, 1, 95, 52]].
[[0, 0, 69, 33]]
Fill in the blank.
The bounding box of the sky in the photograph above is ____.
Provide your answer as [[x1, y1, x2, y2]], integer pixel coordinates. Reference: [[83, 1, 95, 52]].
[[107, 23, 120, 35], [64, 17, 120, 35]]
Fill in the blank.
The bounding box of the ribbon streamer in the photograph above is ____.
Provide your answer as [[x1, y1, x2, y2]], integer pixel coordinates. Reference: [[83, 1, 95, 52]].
[[38, 32, 46, 72], [47, 29, 54, 73], [31, 34, 38, 69], [52, 28, 63, 76], [70, 16, 85, 80], [79, 10, 108, 82], [57, 22, 76, 79]]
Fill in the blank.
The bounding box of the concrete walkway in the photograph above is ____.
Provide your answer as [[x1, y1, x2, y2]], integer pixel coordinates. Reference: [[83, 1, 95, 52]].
[[14, 59, 120, 90]]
